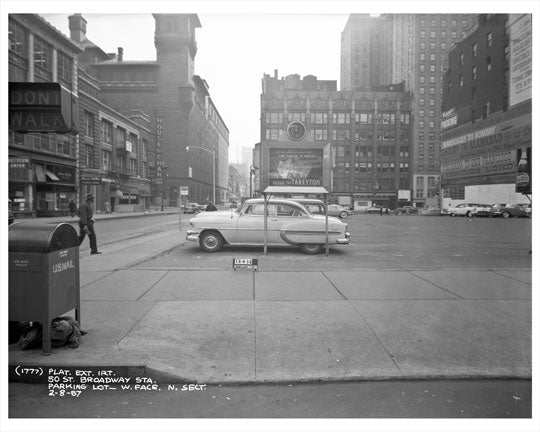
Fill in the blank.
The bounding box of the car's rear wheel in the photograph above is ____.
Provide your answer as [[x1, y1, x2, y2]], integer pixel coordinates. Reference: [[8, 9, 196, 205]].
[[300, 243, 323, 254], [199, 230, 223, 252], [339, 211, 348, 219], [450, 212, 456, 217], [502, 211, 511, 218]]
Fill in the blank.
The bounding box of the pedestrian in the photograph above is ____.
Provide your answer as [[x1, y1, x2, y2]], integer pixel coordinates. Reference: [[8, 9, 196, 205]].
[[68, 199, 77, 217], [379, 206, 383, 216], [385, 207, 389, 215], [206, 201, 217, 211], [78, 193, 101, 254]]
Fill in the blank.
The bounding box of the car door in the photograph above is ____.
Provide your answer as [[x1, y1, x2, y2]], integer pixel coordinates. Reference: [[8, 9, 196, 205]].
[[236, 203, 280, 244]]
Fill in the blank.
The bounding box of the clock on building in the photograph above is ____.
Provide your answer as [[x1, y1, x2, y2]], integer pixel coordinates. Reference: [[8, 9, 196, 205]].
[[287, 121, 306, 141]]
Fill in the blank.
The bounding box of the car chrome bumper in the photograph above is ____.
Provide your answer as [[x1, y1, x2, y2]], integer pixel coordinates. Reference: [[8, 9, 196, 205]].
[[337, 232, 351, 244], [186, 230, 200, 241]]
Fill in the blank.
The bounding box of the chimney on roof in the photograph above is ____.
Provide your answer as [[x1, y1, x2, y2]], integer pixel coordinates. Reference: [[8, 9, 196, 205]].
[[274, 69, 278, 79], [68, 14, 87, 43], [118, 47, 123, 62]]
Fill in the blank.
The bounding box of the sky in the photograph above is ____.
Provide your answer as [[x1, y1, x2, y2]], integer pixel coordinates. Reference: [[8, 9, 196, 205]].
[[9, 0, 536, 165]]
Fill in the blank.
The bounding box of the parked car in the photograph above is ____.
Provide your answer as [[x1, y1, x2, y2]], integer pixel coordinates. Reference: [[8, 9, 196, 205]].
[[489, 203, 529, 218], [186, 198, 351, 254], [447, 203, 491, 218], [397, 205, 418, 214], [365, 206, 389, 214], [290, 199, 352, 219], [182, 202, 204, 214], [419, 206, 441, 216], [518, 203, 532, 217]]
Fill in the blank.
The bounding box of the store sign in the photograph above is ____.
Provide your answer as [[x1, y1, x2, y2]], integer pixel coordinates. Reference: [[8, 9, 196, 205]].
[[268, 148, 323, 186], [119, 194, 139, 204], [9, 82, 78, 134], [81, 175, 102, 185], [155, 117, 163, 185], [180, 186, 189, 196], [9, 157, 31, 169], [53, 165, 75, 183]]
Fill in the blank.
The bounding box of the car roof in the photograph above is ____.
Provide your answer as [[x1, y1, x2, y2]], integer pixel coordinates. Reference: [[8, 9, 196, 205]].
[[289, 198, 325, 205]]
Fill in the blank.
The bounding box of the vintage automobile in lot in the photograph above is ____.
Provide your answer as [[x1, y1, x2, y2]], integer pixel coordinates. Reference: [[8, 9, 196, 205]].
[[489, 203, 529, 218], [182, 202, 205, 214], [365, 206, 389, 214], [186, 198, 351, 254], [289, 199, 352, 219], [446, 203, 491, 218]]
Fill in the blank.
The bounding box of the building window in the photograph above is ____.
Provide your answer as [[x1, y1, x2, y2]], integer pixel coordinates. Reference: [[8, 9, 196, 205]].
[[451, 31, 457, 39], [419, 98, 425, 106], [311, 112, 328, 124], [459, 75, 463, 87], [419, 132, 424, 140], [265, 129, 281, 140], [420, 64, 425, 72], [430, 53, 436, 61], [459, 52, 464, 66], [429, 87, 435, 95], [472, 65, 477, 79], [429, 99, 435, 106], [429, 76, 435, 84], [420, 53, 425, 61], [419, 110, 425, 118], [419, 121, 425, 128], [420, 31, 426, 38], [288, 112, 306, 122], [429, 121, 435, 129], [482, 102, 490, 119], [504, 68, 509, 85], [472, 42, 477, 57], [83, 111, 94, 137], [487, 32, 492, 47], [486, 57, 491, 71], [441, 19, 447, 27], [313, 129, 328, 141], [504, 45, 509, 62], [420, 42, 426, 50], [101, 120, 113, 144], [356, 112, 373, 124], [399, 113, 410, 124], [8, 21, 27, 56], [57, 51, 72, 86], [419, 87, 425, 95], [420, 19, 426, 27], [462, 19, 468, 28], [430, 31, 436, 38], [265, 112, 283, 124], [419, 76, 425, 84], [441, 42, 446, 50], [429, 110, 435, 117], [430, 64, 436, 72], [332, 113, 350, 124], [33, 37, 51, 71], [102, 150, 111, 171]]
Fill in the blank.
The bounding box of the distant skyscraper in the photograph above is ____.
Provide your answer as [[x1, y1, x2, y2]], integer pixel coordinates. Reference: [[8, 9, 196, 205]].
[[341, 13, 478, 207]]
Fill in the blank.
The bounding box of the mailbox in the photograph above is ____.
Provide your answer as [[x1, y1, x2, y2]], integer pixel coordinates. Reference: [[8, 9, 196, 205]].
[[9, 223, 80, 355]]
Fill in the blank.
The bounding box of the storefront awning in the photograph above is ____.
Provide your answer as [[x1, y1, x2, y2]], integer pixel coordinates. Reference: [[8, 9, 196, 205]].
[[35, 165, 46, 182], [263, 186, 329, 195], [45, 170, 60, 181]]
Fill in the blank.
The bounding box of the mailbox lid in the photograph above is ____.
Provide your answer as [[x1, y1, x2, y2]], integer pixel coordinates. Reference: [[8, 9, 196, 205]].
[[9, 223, 79, 253]]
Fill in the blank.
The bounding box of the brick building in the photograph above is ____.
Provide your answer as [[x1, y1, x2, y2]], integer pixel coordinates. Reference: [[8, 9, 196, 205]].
[[440, 14, 532, 206], [258, 71, 412, 209], [72, 13, 230, 206]]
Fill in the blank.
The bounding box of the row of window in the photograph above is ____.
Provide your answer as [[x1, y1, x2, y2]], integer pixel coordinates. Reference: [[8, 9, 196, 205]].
[[420, 30, 467, 40], [265, 112, 410, 125], [80, 144, 147, 177], [9, 132, 76, 158], [264, 128, 410, 141], [9, 21, 73, 86], [419, 18, 470, 28]]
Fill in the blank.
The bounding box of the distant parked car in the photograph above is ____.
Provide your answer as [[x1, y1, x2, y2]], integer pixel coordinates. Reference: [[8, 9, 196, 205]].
[[397, 205, 418, 214], [365, 206, 389, 214], [447, 203, 491, 218], [489, 203, 529, 218], [291, 199, 352, 219], [8, 199, 14, 225], [186, 198, 351, 254], [420, 206, 441, 216], [518, 203, 532, 217], [182, 203, 203, 214]]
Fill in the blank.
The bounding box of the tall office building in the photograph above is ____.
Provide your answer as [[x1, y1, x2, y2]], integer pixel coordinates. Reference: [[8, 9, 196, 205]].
[[341, 14, 478, 207]]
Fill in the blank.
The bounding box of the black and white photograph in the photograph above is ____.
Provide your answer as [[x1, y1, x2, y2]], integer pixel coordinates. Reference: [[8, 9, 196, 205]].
[[2, 0, 538, 431]]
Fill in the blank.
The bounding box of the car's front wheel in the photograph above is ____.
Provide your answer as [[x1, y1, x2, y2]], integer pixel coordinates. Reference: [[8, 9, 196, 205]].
[[339, 210, 348, 219], [467, 211, 474, 218], [300, 243, 323, 254], [199, 230, 223, 252], [502, 211, 511, 218], [450, 212, 456, 217]]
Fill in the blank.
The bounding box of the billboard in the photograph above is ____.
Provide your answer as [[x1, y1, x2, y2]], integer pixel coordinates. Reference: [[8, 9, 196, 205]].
[[268, 148, 323, 186], [509, 14, 532, 107]]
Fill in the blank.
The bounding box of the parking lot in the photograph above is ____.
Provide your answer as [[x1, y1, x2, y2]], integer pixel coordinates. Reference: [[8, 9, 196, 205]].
[[140, 212, 532, 271]]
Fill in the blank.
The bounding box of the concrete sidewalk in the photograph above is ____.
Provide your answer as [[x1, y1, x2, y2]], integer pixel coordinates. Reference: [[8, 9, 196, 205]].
[[8, 228, 532, 384]]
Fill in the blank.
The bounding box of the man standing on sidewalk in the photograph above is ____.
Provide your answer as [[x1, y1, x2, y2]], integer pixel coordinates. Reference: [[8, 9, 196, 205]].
[[78, 193, 101, 254]]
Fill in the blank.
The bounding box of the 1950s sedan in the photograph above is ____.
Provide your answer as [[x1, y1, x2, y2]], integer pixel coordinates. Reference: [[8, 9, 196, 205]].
[[186, 198, 351, 254]]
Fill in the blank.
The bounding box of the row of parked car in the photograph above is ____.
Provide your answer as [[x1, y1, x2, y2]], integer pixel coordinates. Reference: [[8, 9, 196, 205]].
[[445, 203, 531, 218]]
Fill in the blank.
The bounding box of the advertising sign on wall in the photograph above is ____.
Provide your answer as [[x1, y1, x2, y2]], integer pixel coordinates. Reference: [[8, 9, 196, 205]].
[[509, 14, 532, 107], [268, 148, 323, 186]]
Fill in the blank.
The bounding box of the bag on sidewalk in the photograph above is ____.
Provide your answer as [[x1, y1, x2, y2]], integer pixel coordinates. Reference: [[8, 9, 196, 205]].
[[18, 317, 87, 350]]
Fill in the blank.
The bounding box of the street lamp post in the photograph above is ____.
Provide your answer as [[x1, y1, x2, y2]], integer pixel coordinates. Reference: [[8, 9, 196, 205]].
[[249, 165, 258, 198], [186, 146, 215, 205]]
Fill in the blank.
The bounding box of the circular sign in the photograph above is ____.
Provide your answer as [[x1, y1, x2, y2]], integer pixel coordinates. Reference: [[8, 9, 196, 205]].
[[287, 121, 306, 141]]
